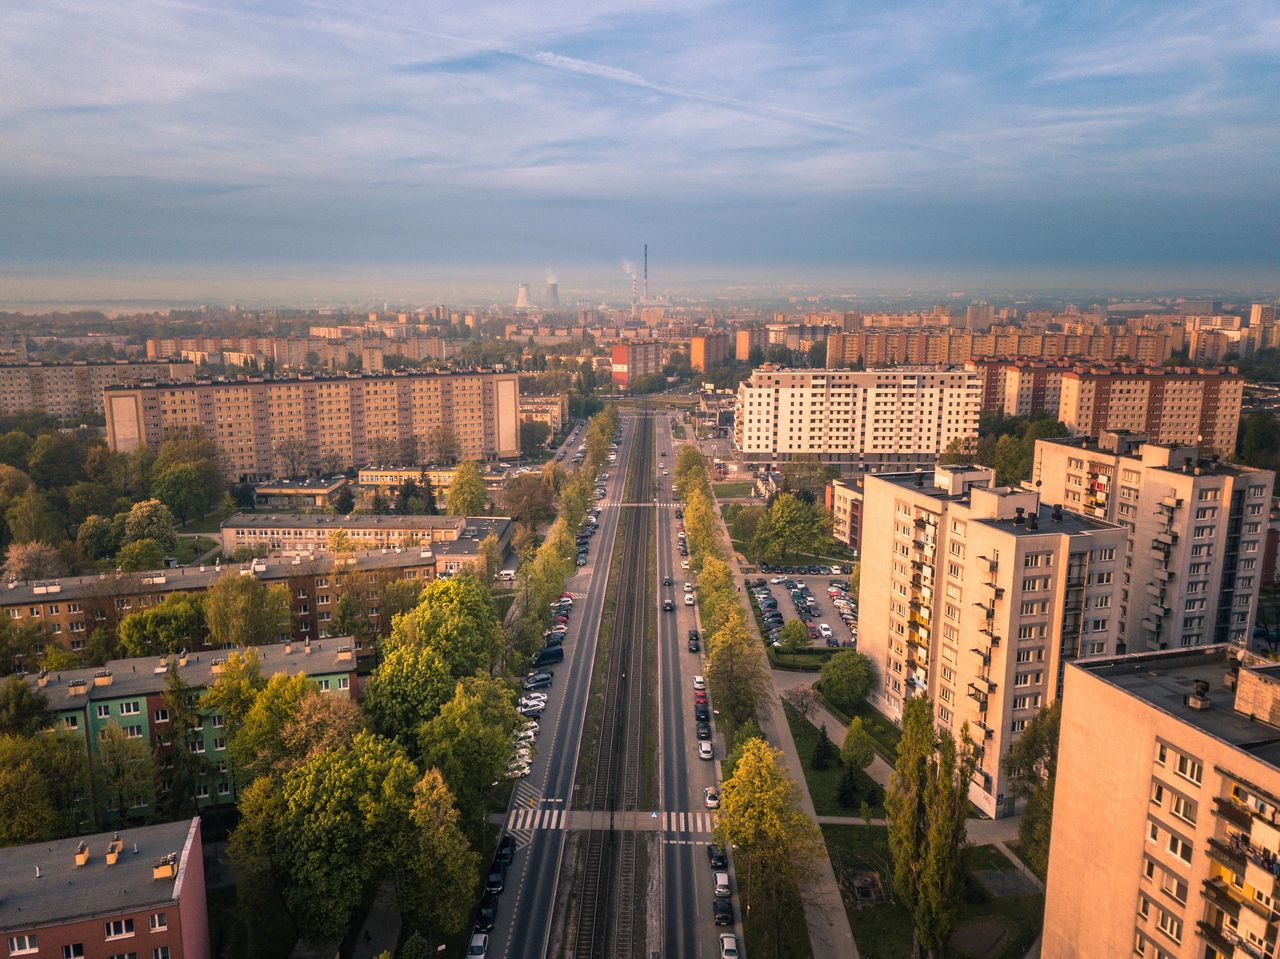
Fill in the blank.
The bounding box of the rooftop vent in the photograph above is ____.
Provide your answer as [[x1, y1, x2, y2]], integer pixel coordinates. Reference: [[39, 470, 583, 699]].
[[1188, 679, 1211, 711], [75, 840, 89, 867], [106, 833, 124, 865], [152, 853, 178, 880]]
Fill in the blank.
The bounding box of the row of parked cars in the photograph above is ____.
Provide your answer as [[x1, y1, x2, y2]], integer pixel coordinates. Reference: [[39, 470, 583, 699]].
[[468, 832, 519, 956], [759, 562, 846, 576], [576, 503, 601, 566]]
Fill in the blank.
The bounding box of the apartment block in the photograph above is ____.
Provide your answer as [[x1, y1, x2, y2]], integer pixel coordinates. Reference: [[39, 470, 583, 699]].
[[968, 359, 1069, 418], [690, 333, 732, 372], [826, 476, 865, 555], [733, 367, 980, 470], [0, 549, 444, 656], [25, 642, 356, 815], [858, 466, 1126, 817], [610, 341, 663, 388], [0, 361, 196, 420], [519, 393, 569, 435], [0, 818, 209, 959], [219, 513, 512, 569], [826, 328, 1178, 369], [103, 369, 521, 481], [735, 327, 768, 362], [1033, 434, 1273, 651], [1044, 646, 1280, 959]]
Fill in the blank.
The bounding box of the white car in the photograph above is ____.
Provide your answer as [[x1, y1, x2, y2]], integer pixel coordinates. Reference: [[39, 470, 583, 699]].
[[504, 762, 531, 779], [683, 582, 694, 592], [513, 728, 537, 744], [720, 934, 739, 959], [684, 594, 695, 606], [681, 560, 690, 570], [818, 624, 833, 639], [699, 741, 714, 760], [704, 786, 720, 808], [770, 576, 786, 584], [468, 933, 489, 958], [693, 675, 706, 690]]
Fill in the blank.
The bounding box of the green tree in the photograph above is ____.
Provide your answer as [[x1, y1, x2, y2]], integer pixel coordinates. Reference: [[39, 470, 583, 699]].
[[810, 723, 836, 770], [94, 721, 155, 822], [363, 643, 456, 746], [820, 650, 874, 713], [417, 676, 520, 835], [777, 619, 809, 653], [885, 697, 979, 959], [232, 673, 318, 783], [0, 731, 90, 843], [155, 663, 212, 818], [841, 716, 877, 773], [0, 675, 51, 736], [76, 514, 117, 560], [333, 485, 356, 515], [396, 767, 482, 936], [716, 737, 824, 951], [705, 607, 770, 730], [152, 463, 209, 525], [116, 538, 165, 571], [117, 593, 206, 657], [26, 432, 87, 489], [501, 473, 556, 527], [781, 454, 837, 499], [5, 488, 61, 544], [446, 461, 486, 515], [1003, 699, 1061, 878], [121, 498, 178, 551], [520, 420, 552, 457], [3, 540, 64, 581], [752, 492, 830, 563], [1240, 412, 1280, 472], [204, 573, 292, 647]]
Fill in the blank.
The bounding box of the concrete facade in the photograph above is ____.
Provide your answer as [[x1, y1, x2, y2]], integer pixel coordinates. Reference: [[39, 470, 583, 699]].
[[0, 361, 196, 419]]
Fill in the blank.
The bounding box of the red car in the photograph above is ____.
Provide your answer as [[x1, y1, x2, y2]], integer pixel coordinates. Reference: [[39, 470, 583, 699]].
[[553, 614, 570, 625], [694, 691, 708, 704]]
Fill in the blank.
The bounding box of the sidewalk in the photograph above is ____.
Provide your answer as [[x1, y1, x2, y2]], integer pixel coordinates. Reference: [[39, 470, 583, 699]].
[[349, 879, 401, 959]]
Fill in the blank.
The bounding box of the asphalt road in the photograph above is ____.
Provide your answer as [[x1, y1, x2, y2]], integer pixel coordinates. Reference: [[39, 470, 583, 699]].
[[489, 418, 633, 959]]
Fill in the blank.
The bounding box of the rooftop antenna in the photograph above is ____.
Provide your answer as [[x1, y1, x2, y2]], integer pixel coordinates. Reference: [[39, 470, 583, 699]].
[[643, 244, 648, 304]]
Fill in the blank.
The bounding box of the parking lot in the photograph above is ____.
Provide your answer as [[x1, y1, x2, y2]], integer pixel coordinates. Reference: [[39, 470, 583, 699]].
[[748, 566, 857, 650]]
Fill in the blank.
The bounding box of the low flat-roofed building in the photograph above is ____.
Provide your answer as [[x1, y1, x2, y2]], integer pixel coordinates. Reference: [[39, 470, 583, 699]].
[[1045, 646, 1280, 959], [0, 817, 209, 959], [253, 476, 349, 509]]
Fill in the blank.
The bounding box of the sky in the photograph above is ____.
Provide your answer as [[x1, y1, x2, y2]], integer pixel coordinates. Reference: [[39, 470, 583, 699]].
[[1, 0, 1278, 303]]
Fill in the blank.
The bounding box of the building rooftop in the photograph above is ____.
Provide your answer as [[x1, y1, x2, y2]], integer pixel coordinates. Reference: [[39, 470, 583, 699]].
[[1079, 646, 1280, 770], [0, 818, 197, 930], [101, 367, 514, 391], [23, 639, 357, 711], [223, 513, 469, 531], [254, 476, 348, 494]]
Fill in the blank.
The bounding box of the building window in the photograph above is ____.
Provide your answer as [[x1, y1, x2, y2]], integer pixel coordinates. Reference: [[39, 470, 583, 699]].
[[120, 702, 140, 715], [150, 913, 167, 932], [1167, 834, 1191, 864], [338, 676, 350, 690], [64, 715, 79, 730], [1175, 754, 1202, 785], [195, 783, 210, 799], [125, 725, 143, 739], [97, 704, 111, 719], [104, 919, 134, 939], [107, 953, 137, 959], [7, 936, 38, 956], [63, 946, 85, 959], [152, 949, 171, 959], [1156, 910, 1181, 943], [1170, 794, 1196, 825], [318, 679, 331, 692]]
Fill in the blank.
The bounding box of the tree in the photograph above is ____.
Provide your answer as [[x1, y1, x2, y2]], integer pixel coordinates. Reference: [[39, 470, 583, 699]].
[[26, 432, 87, 489], [5, 488, 61, 544], [117, 593, 205, 657], [446, 461, 486, 516], [885, 697, 978, 959], [781, 684, 820, 722], [274, 731, 419, 940], [417, 676, 520, 833], [520, 420, 552, 457], [501, 473, 555, 527], [76, 514, 117, 560], [777, 619, 809, 653], [0, 675, 50, 736], [474, 533, 501, 586], [820, 650, 874, 713], [841, 716, 877, 773], [716, 738, 823, 951], [116, 538, 165, 571], [363, 643, 456, 746], [3, 541, 64, 581], [278, 691, 363, 769], [273, 435, 310, 479], [204, 573, 292, 648], [0, 616, 45, 675], [122, 499, 178, 551], [705, 607, 770, 730], [396, 768, 482, 935], [752, 492, 830, 563], [155, 663, 212, 819], [370, 491, 391, 515], [1003, 700, 1061, 877], [94, 721, 155, 821], [231, 673, 318, 784], [394, 478, 421, 515], [152, 463, 209, 525], [781, 454, 837, 499], [0, 731, 90, 843], [333, 485, 355, 515], [427, 426, 460, 466], [811, 723, 836, 770]]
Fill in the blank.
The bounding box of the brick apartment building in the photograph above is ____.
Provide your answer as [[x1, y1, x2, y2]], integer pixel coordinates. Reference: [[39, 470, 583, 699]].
[[689, 333, 732, 372], [0, 818, 209, 959], [103, 369, 521, 481], [610, 341, 663, 388]]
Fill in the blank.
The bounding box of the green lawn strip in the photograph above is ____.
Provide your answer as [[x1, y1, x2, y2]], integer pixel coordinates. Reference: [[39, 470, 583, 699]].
[[769, 648, 836, 671], [1005, 841, 1046, 882], [173, 535, 217, 564], [783, 704, 884, 817], [815, 691, 901, 763], [963, 843, 1018, 873], [713, 481, 755, 498], [182, 505, 238, 534], [821, 825, 1043, 959], [740, 866, 814, 959]]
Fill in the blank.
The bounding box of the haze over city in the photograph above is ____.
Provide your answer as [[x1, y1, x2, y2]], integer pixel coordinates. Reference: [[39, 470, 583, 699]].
[[2, 0, 1279, 305]]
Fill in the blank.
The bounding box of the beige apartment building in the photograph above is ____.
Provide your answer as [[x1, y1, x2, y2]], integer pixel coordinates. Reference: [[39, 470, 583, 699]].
[[826, 328, 1178, 369], [690, 333, 732, 372], [858, 466, 1126, 817], [735, 327, 768, 362], [733, 367, 980, 470], [826, 476, 865, 555], [519, 393, 569, 435], [1033, 434, 1273, 651], [104, 370, 520, 480], [0, 360, 195, 419], [1044, 645, 1280, 959]]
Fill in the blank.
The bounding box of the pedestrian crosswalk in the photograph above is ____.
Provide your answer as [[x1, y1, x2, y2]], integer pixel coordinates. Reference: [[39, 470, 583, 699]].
[[507, 805, 569, 832], [658, 811, 718, 835], [501, 805, 718, 837]]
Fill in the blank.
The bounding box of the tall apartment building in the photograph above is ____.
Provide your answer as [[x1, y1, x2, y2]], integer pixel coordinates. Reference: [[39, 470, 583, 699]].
[[733, 367, 980, 470], [689, 333, 732, 372], [0, 818, 209, 959], [1033, 434, 1273, 651], [519, 393, 569, 435], [103, 369, 521, 481], [25, 643, 357, 816], [610, 341, 663, 388], [0, 361, 196, 419], [858, 466, 1126, 817], [826, 328, 1177, 369], [1044, 645, 1280, 959], [735, 327, 768, 362], [826, 476, 865, 555], [968, 359, 1070, 418]]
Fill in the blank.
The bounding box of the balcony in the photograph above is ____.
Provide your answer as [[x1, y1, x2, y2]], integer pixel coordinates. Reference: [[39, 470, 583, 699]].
[[1195, 919, 1236, 957], [1208, 837, 1248, 872], [985, 581, 1005, 599], [967, 683, 990, 706], [1203, 877, 1242, 919], [979, 627, 1002, 647], [973, 719, 994, 740], [1154, 530, 1179, 547], [1214, 797, 1253, 830]]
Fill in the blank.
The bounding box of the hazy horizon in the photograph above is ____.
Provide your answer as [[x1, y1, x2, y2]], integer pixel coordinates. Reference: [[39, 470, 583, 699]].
[[2, 1, 1278, 302]]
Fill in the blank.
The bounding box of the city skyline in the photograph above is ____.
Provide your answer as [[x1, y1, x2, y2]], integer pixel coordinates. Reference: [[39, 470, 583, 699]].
[[2, 0, 1279, 303]]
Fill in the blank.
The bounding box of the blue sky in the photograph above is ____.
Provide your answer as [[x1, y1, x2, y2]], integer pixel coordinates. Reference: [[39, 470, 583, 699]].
[[0, 0, 1278, 300]]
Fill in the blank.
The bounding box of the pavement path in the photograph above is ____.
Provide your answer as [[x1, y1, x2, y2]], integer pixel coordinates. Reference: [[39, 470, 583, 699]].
[[349, 879, 401, 959]]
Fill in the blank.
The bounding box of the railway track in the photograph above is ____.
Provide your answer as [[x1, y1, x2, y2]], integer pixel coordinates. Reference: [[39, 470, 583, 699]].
[[571, 410, 654, 959]]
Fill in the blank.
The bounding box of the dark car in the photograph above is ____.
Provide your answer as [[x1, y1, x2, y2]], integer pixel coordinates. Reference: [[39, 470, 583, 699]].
[[474, 891, 499, 931], [752, 578, 767, 588], [695, 703, 710, 722], [689, 629, 700, 643], [663, 599, 675, 612], [688, 637, 700, 652], [496, 834, 516, 866], [707, 844, 728, 869], [696, 722, 711, 740], [663, 576, 673, 586], [485, 856, 506, 894], [713, 899, 734, 926], [675, 509, 683, 519]]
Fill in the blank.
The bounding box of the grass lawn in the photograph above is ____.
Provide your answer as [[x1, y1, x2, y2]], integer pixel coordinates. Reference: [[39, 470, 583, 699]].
[[671, 421, 686, 439], [822, 825, 1044, 959], [174, 535, 218, 564], [1006, 841, 1046, 882], [182, 504, 238, 534], [740, 867, 814, 959], [784, 704, 884, 817], [768, 647, 836, 671], [713, 481, 755, 498], [816, 690, 902, 763]]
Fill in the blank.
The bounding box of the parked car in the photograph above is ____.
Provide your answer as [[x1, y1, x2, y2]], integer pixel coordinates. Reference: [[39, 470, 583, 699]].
[[713, 900, 733, 926], [485, 857, 507, 893], [684, 594, 695, 606], [706, 843, 728, 868], [693, 675, 706, 690], [696, 722, 711, 740], [704, 786, 720, 808], [699, 741, 713, 760], [720, 933, 740, 957], [467, 933, 490, 958], [474, 891, 499, 931]]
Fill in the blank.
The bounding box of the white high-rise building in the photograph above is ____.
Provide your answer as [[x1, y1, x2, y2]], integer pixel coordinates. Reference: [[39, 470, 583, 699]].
[[732, 366, 980, 471]]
